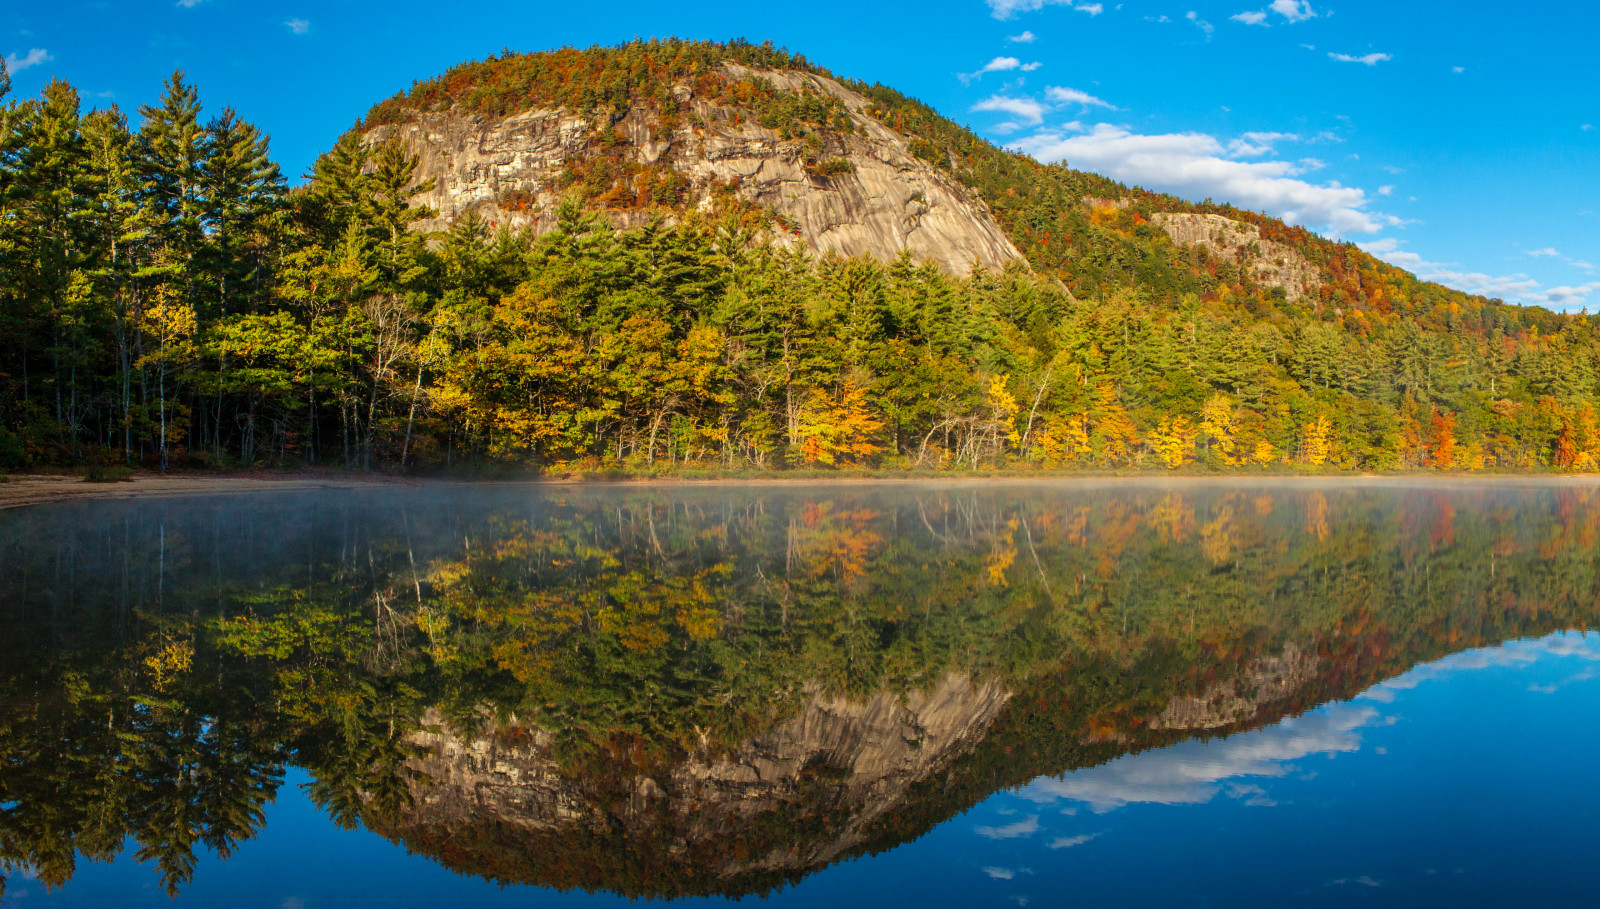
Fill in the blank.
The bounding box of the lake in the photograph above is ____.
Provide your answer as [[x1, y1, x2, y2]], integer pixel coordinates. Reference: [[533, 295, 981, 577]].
[[1, 480, 1597, 907]]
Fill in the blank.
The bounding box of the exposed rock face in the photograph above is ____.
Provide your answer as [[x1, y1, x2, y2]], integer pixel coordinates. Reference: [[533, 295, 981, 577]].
[[1148, 643, 1321, 731], [1151, 212, 1322, 303], [363, 66, 1023, 276], [397, 673, 1010, 880]]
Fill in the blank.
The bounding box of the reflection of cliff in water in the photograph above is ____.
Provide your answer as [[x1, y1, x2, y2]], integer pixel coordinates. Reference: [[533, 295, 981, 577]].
[[3, 483, 1600, 899], [382, 675, 1009, 896]]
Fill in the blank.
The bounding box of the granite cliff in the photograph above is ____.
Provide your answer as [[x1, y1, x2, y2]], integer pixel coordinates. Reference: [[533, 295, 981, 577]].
[[360, 64, 1023, 276]]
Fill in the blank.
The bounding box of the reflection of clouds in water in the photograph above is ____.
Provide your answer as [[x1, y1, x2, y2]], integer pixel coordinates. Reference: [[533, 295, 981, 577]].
[[1047, 832, 1102, 849], [1226, 782, 1278, 806], [1530, 666, 1599, 694], [1366, 632, 1600, 698], [1328, 875, 1382, 887], [984, 867, 1016, 880], [1020, 704, 1377, 813], [280, 899, 307, 909], [974, 816, 1040, 840]]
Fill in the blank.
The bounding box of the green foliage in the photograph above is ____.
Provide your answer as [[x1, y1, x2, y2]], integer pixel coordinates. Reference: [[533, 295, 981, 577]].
[[5, 45, 1600, 476]]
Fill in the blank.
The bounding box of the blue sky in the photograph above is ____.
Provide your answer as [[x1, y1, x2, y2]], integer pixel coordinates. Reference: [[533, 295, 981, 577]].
[[4, 1, 1596, 309]]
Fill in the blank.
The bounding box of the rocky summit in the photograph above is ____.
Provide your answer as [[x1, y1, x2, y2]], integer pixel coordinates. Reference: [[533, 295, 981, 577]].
[[362, 64, 1022, 276]]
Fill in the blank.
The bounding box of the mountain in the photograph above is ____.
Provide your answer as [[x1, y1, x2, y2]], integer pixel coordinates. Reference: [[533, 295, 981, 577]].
[[361, 61, 1022, 275], [349, 40, 1493, 313]]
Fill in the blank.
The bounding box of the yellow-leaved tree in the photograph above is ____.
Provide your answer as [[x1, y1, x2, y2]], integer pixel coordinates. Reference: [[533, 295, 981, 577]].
[[1150, 416, 1197, 469], [1199, 393, 1243, 466], [1301, 414, 1332, 467], [796, 381, 883, 466]]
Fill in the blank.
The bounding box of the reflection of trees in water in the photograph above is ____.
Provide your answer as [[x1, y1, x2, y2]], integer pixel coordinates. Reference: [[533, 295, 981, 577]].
[[1, 484, 1599, 898]]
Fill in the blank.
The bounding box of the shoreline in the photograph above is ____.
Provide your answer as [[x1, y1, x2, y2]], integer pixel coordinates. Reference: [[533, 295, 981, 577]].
[[6, 469, 1600, 512]]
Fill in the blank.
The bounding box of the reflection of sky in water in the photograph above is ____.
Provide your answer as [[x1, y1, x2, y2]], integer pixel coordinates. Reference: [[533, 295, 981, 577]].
[[1018, 703, 1377, 812], [8, 632, 1600, 907], [1010, 632, 1600, 817], [960, 631, 1600, 908]]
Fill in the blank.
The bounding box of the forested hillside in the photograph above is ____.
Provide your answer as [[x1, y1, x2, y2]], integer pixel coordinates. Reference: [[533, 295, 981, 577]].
[[3, 40, 1600, 474]]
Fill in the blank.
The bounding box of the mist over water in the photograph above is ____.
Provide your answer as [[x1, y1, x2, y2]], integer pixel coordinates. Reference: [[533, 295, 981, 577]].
[[2, 480, 1598, 907]]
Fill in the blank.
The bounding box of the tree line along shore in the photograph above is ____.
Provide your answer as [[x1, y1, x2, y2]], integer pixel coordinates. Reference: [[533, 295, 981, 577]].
[[6, 42, 1600, 477]]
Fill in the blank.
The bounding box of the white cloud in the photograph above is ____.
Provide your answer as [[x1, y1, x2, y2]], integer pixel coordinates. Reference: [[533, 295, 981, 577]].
[[1233, 1, 1315, 25], [1583, 124, 1595, 132], [1329, 52, 1392, 65], [3, 48, 52, 73], [1364, 240, 1600, 309], [1018, 704, 1377, 813], [1009, 30, 1038, 42], [1187, 11, 1215, 37], [1378, 185, 1394, 196], [974, 815, 1041, 839], [284, 18, 310, 34], [1045, 85, 1115, 109], [1452, 66, 1466, 74], [1270, 0, 1317, 22], [973, 94, 1047, 125], [175, 0, 207, 6], [988, 0, 1102, 19], [981, 56, 1025, 73], [1227, 131, 1300, 157], [1011, 124, 1385, 234], [1528, 247, 1561, 258], [1047, 832, 1102, 849]]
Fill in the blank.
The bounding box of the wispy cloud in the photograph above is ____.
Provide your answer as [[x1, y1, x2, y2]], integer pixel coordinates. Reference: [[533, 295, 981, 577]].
[[973, 94, 1048, 125], [1187, 11, 1215, 38], [1008, 30, 1037, 43], [285, 18, 310, 35], [1329, 51, 1392, 65], [175, 0, 207, 6], [1045, 85, 1115, 109], [988, 0, 1102, 20], [1363, 243, 1600, 309], [3, 48, 52, 73], [1227, 131, 1300, 157], [1231, 0, 1315, 26], [982, 56, 1042, 74], [1011, 124, 1387, 235], [1270, 0, 1317, 22]]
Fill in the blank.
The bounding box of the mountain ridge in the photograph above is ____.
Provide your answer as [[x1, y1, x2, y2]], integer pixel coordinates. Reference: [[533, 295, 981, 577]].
[[344, 38, 1521, 321]]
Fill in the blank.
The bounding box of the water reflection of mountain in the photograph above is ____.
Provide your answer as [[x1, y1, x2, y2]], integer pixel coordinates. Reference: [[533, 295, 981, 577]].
[[1, 483, 1597, 899]]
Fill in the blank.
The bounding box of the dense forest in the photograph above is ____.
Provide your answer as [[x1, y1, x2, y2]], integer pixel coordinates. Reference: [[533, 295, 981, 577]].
[[2, 484, 1597, 896], [5, 40, 1600, 475]]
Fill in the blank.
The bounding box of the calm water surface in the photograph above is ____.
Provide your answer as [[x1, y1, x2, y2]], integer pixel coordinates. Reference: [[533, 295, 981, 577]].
[[1, 480, 1597, 907]]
